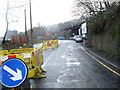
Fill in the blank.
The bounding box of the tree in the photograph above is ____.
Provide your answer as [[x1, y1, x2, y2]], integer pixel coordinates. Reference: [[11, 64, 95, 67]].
[[73, 0, 120, 19], [72, 0, 107, 19], [1, 1, 10, 45], [1, 0, 28, 45], [104, 2, 110, 8]]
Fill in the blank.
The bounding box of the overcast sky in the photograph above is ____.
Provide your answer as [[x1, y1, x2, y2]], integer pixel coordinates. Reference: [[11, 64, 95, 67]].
[[0, 0, 75, 37]]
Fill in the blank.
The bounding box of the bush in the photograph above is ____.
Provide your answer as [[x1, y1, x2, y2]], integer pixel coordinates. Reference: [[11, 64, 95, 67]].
[[88, 4, 120, 35]]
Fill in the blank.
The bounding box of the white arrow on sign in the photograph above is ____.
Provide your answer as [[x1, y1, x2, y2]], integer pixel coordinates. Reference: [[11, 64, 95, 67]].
[[3, 65, 22, 81]]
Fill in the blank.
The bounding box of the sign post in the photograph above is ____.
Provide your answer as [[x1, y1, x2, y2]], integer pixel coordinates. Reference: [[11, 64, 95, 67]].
[[0, 58, 28, 88]]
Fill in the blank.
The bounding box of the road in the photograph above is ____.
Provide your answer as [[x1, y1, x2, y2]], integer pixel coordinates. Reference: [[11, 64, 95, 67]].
[[30, 40, 119, 88]]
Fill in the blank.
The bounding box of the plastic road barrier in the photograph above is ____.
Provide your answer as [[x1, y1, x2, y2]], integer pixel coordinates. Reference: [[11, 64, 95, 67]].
[[47, 42, 52, 47], [42, 41, 48, 50], [51, 40, 59, 48], [42, 40, 58, 50], [0, 47, 46, 79]]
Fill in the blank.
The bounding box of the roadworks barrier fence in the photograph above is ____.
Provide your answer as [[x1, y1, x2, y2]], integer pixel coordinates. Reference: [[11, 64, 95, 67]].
[[0, 39, 59, 89], [0, 40, 59, 78], [42, 40, 58, 50], [0, 47, 46, 79]]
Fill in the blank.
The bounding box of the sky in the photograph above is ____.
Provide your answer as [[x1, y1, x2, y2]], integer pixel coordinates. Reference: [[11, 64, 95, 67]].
[[0, 0, 75, 37]]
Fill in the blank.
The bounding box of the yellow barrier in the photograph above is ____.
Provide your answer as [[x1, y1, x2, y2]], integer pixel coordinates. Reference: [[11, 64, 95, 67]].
[[0, 47, 46, 78], [42, 42, 48, 50], [0, 50, 9, 56], [51, 40, 58, 48], [0, 40, 58, 78], [0, 50, 9, 66], [42, 40, 58, 50]]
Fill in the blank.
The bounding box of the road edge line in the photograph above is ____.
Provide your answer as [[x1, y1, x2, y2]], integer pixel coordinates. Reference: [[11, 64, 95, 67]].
[[83, 49, 120, 77]]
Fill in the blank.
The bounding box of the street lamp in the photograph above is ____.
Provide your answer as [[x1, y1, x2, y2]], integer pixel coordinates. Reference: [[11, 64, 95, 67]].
[[24, 9, 27, 35]]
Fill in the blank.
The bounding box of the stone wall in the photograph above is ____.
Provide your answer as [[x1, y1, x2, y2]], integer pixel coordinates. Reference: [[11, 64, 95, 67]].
[[87, 19, 119, 60]]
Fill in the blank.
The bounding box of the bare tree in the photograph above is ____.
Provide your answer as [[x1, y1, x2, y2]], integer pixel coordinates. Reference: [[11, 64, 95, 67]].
[[72, 0, 106, 19], [2, 1, 9, 45], [103, 2, 110, 8], [99, 1, 103, 12], [1, 0, 28, 45]]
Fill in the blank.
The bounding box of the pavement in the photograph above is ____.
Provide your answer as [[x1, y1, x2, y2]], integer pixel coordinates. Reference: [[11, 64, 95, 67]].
[[83, 41, 120, 69], [30, 40, 120, 88], [83, 41, 120, 77]]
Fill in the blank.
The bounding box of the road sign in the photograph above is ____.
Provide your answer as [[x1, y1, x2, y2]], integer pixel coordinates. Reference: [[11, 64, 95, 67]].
[[0, 58, 28, 88]]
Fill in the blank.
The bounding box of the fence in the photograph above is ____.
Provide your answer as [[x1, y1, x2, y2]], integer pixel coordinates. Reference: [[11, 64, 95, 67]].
[[42, 40, 58, 50], [12, 35, 28, 45], [0, 47, 46, 78], [0, 40, 59, 78]]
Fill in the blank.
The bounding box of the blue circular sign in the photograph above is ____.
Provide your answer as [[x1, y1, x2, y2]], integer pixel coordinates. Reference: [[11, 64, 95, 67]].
[[0, 58, 28, 88]]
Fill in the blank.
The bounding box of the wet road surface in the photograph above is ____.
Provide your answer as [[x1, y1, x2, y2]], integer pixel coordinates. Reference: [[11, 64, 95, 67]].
[[30, 40, 119, 88]]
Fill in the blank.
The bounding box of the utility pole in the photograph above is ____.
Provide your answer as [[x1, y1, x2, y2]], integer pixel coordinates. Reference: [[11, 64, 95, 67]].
[[29, 0, 33, 44], [24, 9, 27, 35]]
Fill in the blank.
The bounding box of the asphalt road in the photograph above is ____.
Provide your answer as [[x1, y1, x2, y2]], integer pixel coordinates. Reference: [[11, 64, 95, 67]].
[[30, 40, 119, 88]]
